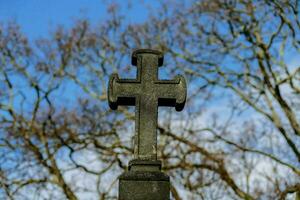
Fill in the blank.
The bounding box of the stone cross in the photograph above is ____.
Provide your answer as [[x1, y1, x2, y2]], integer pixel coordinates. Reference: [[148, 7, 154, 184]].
[[108, 49, 186, 161]]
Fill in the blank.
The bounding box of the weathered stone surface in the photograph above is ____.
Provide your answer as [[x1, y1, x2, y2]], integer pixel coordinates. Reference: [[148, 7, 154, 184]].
[[119, 160, 170, 200], [119, 171, 169, 181], [108, 49, 186, 160], [119, 171, 170, 200], [129, 159, 162, 171], [107, 49, 187, 200]]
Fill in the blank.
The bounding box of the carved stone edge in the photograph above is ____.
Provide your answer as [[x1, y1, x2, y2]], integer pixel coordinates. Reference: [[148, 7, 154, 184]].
[[119, 171, 169, 182], [128, 159, 162, 170], [131, 49, 164, 67]]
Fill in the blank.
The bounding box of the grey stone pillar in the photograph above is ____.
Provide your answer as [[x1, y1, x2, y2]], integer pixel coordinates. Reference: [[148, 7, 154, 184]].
[[119, 160, 169, 200]]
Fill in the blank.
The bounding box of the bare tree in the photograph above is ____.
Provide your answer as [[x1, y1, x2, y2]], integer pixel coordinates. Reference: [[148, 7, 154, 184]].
[[0, 1, 299, 199]]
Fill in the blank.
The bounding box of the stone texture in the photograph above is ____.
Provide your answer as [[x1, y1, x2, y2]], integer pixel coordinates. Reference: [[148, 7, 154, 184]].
[[107, 49, 187, 200], [108, 49, 186, 160], [119, 170, 170, 200], [119, 160, 169, 200]]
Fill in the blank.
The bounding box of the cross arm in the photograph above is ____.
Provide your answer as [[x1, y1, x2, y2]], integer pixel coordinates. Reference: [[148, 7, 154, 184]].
[[156, 75, 187, 111], [108, 73, 140, 110]]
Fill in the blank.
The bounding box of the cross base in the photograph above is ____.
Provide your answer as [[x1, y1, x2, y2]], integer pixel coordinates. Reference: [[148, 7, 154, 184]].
[[119, 160, 170, 200]]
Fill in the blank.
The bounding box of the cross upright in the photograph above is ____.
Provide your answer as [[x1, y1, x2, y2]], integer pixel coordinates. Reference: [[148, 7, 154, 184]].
[[108, 49, 186, 161]]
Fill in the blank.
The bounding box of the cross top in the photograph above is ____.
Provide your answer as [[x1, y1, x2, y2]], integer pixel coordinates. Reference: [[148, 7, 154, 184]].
[[108, 49, 186, 161]]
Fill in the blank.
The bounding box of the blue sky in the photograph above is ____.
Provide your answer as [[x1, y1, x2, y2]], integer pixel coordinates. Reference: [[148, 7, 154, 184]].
[[0, 2, 299, 199], [0, 0, 152, 39], [0, 0, 158, 110]]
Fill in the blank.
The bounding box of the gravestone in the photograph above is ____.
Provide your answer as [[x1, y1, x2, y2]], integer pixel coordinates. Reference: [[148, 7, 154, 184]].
[[108, 49, 186, 200]]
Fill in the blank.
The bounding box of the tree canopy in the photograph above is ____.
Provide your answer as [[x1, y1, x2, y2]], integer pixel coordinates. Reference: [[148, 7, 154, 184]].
[[0, 1, 299, 199]]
